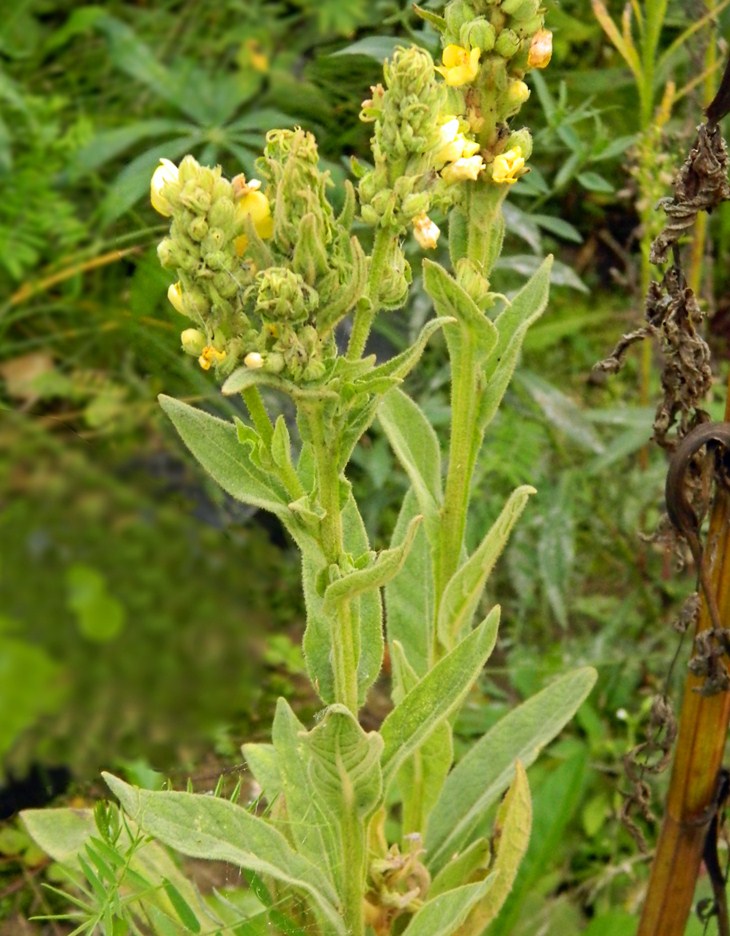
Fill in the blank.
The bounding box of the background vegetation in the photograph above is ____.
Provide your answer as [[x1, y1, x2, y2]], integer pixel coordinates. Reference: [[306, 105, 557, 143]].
[[1, 0, 729, 931]]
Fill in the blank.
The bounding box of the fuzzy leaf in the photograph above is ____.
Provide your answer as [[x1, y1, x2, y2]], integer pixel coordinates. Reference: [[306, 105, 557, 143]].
[[103, 773, 345, 935], [400, 877, 496, 936], [378, 388, 442, 539], [384, 490, 434, 678], [429, 838, 491, 899], [301, 494, 384, 705], [323, 515, 422, 610], [422, 261, 499, 368], [425, 667, 596, 871], [270, 700, 329, 865], [241, 742, 282, 803], [158, 395, 291, 519], [455, 761, 532, 935], [380, 607, 500, 786], [302, 706, 383, 903], [438, 486, 535, 647], [479, 256, 552, 432]]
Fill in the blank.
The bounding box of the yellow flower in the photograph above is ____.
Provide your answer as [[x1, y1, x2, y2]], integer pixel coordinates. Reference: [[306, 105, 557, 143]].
[[150, 158, 179, 216], [233, 180, 275, 256], [528, 29, 553, 70], [492, 146, 526, 185], [198, 346, 227, 371], [441, 155, 486, 185], [434, 116, 481, 167], [167, 282, 186, 315], [435, 45, 481, 88], [244, 38, 269, 73], [412, 213, 440, 250]]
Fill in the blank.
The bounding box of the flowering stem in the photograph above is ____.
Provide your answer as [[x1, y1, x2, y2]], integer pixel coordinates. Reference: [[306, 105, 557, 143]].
[[347, 225, 395, 360], [301, 402, 359, 714]]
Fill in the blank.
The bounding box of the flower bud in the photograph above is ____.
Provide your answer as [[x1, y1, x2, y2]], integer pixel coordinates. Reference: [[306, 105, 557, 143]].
[[459, 18, 496, 53], [501, 0, 539, 17], [180, 328, 206, 356], [244, 351, 265, 369], [505, 79, 530, 111], [528, 29, 552, 69], [494, 29, 521, 58], [181, 185, 211, 214], [188, 217, 209, 241], [412, 213, 440, 249], [150, 159, 179, 216], [167, 282, 186, 315], [506, 128, 533, 161], [444, 0, 476, 35]]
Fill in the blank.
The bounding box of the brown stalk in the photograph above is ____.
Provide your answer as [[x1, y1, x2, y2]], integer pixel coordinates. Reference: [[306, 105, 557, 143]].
[[637, 411, 730, 933]]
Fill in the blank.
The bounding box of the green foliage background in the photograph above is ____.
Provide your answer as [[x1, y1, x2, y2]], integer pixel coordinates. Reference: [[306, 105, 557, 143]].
[[2, 0, 730, 931]]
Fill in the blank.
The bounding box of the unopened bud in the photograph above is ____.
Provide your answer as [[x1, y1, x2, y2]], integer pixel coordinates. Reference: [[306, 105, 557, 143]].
[[180, 328, 206, 356], [494, 28, 521, 58]]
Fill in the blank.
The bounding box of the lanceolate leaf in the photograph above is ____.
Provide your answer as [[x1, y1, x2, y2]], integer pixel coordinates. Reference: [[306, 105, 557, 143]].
[[159, 395, 291, 520], [455, 761, 532, 935], [479, 256, 552, 432], [425, 667, 597, 872], [380, 607, 500, 786], [384, 491, 434, 678], [378, 388, 442, 539], [302, 706, 383, 904], [400, 877, 496, 936], [422, 261, 499, 368], [103, 774, 346, 935], [437, 485, 535, 647], [323, 515, 422, 609]]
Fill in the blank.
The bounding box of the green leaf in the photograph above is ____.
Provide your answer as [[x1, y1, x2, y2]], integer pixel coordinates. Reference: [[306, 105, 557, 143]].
[[517, 371, 604, 453], [425, 667, 597, 872], [493, 750, 587, 935], [302, 706, 383, 903], [300, 495, 384, 705], [530, 214, 583, 244], [102, 773, 346, 935], [537, 475, 575, 629], [158, 395, 291, 520], [456, 761, 532, 935], [323, 515, 422, 609], [577, 170, 614, 193], [428, 838, 491, 899], [400, 877, 496, 936], [378, 388, 442, 538], [70, 119, 193, 176], [22, 806, 213, 928], [221, 367, 339, 403], [99, 137, 200, 223], [163, 878, 202, 933], [479, 256, 552, 433], [270, 700, 329, 866], [380, 607, 500, 786], [241, 743, 282, 803], [422, 261, 499, 368], [437, 486, 534, 647], [331, 36, 406, 61], [384, 490, 434, 678], [398, 721, 453, 835]]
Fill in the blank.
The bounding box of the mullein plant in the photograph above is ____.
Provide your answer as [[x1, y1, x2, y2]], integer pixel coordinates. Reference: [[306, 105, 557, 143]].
[[23, 3, 596, 934]]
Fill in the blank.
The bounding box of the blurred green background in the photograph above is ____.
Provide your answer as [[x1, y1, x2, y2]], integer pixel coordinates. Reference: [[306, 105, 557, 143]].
[[2, 0, 730, 931]]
